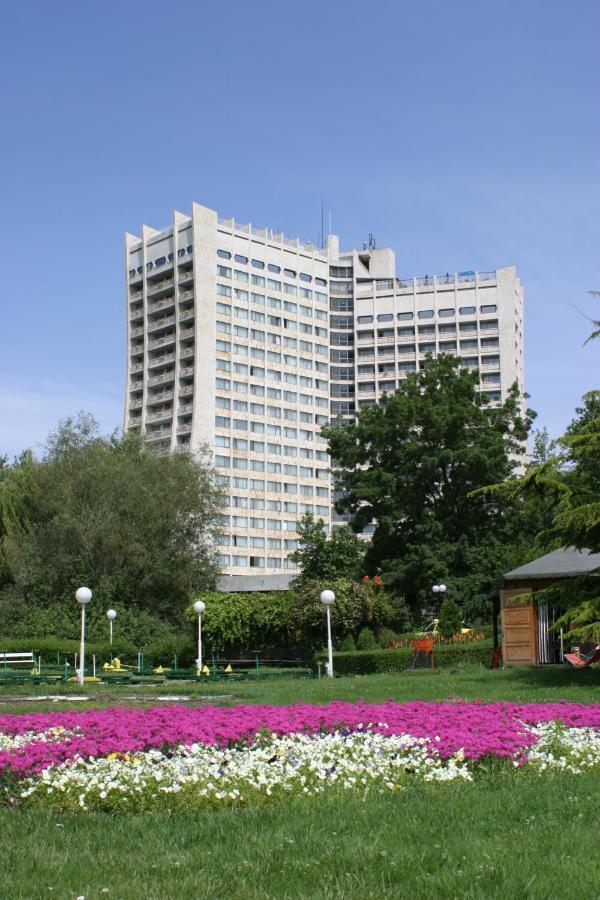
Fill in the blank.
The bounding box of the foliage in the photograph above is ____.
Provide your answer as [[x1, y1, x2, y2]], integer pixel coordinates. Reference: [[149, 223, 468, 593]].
[[356, 627, 377, 650], [0, 635, 138, 664], [324, 355, 533, 618], [339, 634, 356, 652], [377, 627, 397, 648], [0, 414, 223, 626], [438, 598, 462, 639], [315, 640, 496, 675], [484, 390, 600, 638], [189, 580, 401, 656], [289, 513, 365, 585]]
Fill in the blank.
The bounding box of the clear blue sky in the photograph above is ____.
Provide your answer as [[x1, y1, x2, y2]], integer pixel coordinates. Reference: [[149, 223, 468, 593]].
[[1, 0, 598, 458]]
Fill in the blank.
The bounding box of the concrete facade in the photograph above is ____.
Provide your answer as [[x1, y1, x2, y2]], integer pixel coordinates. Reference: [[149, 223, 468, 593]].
[[125, 202, 526, 578]]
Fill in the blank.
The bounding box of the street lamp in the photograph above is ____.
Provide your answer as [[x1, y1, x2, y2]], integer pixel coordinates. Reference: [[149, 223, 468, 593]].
[[193, 600, 206, 673], [320, 589, 335, 678], [106, 609, 117, 646], [75, 587, 92, 686], [432, 583, 447, 614]]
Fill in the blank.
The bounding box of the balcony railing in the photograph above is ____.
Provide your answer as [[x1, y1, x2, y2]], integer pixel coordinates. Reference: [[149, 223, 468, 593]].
[[146, 427, 172, 440], [147, 390, 174, 402], [178, 270, 194, 283], [179, 289, 194, 301], [179, 365, 195, 376], [130, 362, 144, 373], [147, 371, 175, 386], [146, 410, 173, 423], [177, 423, 192, 434], [148, 315, 176, 332], [148, 353, 176, 368], [148, 295, 175, 312], [130, 326, 144, 337], [147, 277, 174, 295], [148, 334, 176, 351]]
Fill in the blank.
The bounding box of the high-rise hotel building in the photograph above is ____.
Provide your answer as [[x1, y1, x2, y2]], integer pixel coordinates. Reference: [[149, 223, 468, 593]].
[[125, 202, 525, 577]]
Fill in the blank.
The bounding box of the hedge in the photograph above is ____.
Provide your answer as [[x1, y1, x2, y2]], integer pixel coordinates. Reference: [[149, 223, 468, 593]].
[[315, 639, 498, 675]]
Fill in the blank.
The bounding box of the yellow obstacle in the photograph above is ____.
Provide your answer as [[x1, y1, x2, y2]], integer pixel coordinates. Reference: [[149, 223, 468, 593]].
[[225, 664, 233, 674], [202, 664, 211, 675]]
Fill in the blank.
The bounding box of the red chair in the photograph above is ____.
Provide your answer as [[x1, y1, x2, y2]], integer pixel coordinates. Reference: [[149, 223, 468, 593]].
[[411, 638, 435, 669]]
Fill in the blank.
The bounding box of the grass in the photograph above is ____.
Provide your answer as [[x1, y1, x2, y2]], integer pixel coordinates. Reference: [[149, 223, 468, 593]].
[[2, 772, 599, 899], [1, 665, 599, 898]]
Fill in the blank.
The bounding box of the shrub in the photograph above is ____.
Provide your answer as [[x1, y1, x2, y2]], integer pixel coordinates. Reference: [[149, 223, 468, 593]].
[[356, 627, 377, 650], [0, 636, 138, 665], [439, 598, 463, 639], [315, 640, 497, 675], [339, 634, 357, 652], [377, 627, 397, 648]]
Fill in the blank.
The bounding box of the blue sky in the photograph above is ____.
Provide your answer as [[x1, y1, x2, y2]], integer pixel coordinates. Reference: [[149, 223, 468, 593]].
[[1, 0, 598, 458]]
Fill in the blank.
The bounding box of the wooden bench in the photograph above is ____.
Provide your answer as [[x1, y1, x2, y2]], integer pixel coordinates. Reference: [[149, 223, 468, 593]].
[[0, 651, 35, 670]]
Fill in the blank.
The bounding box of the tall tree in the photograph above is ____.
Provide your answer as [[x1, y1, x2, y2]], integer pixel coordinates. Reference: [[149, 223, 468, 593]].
[[324, 355, 533, 618], [0, 414, 223, 626]]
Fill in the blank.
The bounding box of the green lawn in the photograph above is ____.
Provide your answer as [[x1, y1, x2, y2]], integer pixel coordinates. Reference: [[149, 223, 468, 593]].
[[1, 663, 599, 714], [1, 666, 599, 899]]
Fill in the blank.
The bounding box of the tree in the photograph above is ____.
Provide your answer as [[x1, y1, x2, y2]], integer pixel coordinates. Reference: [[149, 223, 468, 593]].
[[486, 390, 600, 639], [324, 355, 533, 618], [289, 513, 366, 586], [438, 597, 462, 639], [0, 413, 223, 631]]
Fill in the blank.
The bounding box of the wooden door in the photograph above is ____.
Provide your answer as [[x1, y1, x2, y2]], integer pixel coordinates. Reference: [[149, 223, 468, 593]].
[[501, 603, 538, 666]]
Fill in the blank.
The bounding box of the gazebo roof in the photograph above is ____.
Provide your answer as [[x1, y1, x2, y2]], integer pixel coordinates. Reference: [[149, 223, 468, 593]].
[[503, 547, 600, 582]]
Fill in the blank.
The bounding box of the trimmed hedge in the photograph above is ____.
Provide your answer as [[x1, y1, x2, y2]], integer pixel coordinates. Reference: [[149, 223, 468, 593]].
[[0, 636, 138, 664], [315, 639, 497, 675]]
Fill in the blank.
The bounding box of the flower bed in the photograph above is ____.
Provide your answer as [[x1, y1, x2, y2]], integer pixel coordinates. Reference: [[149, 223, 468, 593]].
[[1, 700, 599, 810]]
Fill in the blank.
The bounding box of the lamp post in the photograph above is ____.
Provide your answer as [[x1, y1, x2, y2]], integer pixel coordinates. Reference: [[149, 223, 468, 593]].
[[106, 609, 117, 646], [432, 583, 447, 615], [75, 587, 92, 686], [193, 600, 206, 673], [320, 589, 335, 678]]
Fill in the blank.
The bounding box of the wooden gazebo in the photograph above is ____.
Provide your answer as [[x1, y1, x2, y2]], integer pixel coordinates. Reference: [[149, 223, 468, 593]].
[[501, 547, 600, 666]]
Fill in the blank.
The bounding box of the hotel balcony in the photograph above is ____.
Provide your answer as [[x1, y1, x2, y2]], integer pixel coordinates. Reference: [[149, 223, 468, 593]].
[[148, 333, 176, 351], [147, 353, 176, 370], [147, 314, 176, 333], [147, 370, 176, 387], [148, 295, 176, 314]]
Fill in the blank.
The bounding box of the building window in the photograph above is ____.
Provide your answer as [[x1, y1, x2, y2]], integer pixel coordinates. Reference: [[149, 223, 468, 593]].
[[459, 306, 476, 315], [438, 308, 455, 317], [377, 313, 394, 322], [417, 310, 434, 319], [480, 304, 497, 314], [268, 263, 281, 273], [217, 249, 231, 259]]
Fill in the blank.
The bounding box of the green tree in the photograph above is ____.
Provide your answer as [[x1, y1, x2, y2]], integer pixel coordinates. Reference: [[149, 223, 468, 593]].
[[324, 355, 533, 618], [356, 626, 377, 650], [289, 513, 366, 585], [438, 597, 462, 639], [0, 413, 223, 630], [485, 390, 600, 639]]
